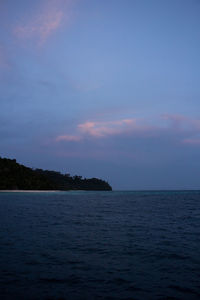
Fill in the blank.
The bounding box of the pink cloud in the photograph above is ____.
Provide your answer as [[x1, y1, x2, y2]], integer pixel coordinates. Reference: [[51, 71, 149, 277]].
[[55, 118, 153, 142], [78, 119, 136, 137], [14, 0, 71, 45], [54, 114, 200, 146]]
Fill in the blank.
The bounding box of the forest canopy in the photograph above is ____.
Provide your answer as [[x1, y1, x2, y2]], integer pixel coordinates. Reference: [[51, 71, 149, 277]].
[[0, 157, 112, 191]]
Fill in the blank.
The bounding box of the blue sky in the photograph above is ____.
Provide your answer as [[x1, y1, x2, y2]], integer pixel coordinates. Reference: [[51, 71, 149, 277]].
[[0, 0, 200, 189]]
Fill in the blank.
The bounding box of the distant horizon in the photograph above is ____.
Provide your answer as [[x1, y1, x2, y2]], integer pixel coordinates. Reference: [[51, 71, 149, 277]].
[[1, 189, 200, 193], [2, 155, 200, 191]]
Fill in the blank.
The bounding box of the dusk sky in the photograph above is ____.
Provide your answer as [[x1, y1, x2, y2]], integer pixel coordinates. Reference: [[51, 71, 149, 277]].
[[1, 0, 200, 190]]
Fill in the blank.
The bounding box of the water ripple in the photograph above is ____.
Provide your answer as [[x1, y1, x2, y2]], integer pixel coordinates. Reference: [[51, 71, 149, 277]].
[[0, 191, 200, 300]]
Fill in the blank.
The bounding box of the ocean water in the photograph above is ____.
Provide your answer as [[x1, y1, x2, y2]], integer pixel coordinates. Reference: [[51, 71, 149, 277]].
[[0, 191, 200, 300]]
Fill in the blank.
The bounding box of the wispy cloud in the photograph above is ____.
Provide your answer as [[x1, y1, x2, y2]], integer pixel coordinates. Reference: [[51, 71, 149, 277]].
[[54, 114, 200, 145], [78, 119, 136, 137], [161, 114, 200, 131], [55, 117, 154, 142], [14, 0, 71, 45], [160, 114, 200, 144]]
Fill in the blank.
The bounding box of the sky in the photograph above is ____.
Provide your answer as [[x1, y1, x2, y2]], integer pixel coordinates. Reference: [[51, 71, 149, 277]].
[[0, 0, 200, 190]]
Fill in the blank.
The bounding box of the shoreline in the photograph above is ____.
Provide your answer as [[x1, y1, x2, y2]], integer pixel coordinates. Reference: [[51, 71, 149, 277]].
[[0, 190, 60, 193], [0, 190, 107, 193]]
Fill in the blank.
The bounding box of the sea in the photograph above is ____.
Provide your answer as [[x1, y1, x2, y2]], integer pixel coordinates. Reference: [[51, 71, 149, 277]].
[[0, 190, 200, 300]]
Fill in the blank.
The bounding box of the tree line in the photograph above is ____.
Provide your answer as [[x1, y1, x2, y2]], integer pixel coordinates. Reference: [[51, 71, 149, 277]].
[[0, 157, 112, 191]]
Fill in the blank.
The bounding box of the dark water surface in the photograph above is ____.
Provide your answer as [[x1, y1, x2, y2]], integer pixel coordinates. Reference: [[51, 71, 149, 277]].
[[0, 190, 200, 300]]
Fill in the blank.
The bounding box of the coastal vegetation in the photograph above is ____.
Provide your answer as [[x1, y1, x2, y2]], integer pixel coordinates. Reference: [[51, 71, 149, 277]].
[[0, 157, 112, 191]]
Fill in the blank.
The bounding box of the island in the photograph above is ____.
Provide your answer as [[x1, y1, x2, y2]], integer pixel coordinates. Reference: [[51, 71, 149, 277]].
[[0, 157, 112, 191]]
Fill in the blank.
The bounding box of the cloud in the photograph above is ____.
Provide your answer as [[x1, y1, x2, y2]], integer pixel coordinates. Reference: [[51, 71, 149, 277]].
[[161, 114, 200, 144], [78, 119, 137, 137], [54, 114, 200, 145], [161, 114, 200, 131], [55, 117, 155, 142], [14, 0, 71, 45]]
